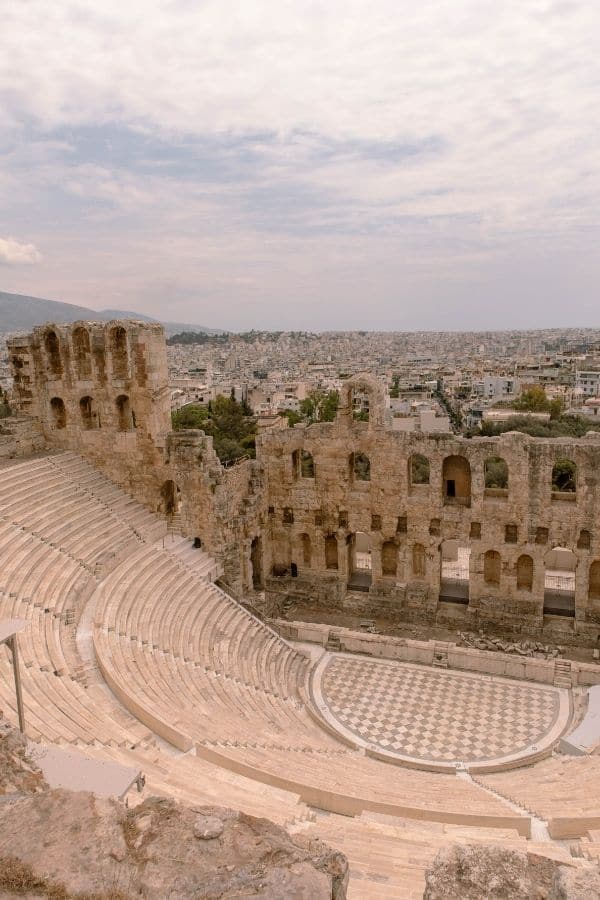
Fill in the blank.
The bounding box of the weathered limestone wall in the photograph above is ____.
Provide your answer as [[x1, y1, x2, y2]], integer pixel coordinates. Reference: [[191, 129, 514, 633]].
[[258, 374, 600, 641], [0, 416, 45, 460], [7, 321, 171, 502]]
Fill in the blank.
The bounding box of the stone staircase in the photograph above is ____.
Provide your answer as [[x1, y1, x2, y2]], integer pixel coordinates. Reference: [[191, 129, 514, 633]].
[[554, 658, 572, 688]]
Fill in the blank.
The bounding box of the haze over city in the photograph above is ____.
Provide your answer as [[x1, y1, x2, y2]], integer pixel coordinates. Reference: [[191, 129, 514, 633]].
[[1, 1, 599, 331]]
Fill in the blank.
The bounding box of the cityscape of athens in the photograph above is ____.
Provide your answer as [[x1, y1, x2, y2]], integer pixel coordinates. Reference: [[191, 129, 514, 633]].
[[1, 2, 600, 898]]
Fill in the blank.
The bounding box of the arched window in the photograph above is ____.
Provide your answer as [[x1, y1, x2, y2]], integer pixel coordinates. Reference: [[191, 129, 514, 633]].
[[115, 394, 135, 431], [50, 397, 66, 430], [44, 329, 63, 377], [412, 542, 426, 578], [516, 554, 534, 591], [484, 457, 508, 491], [350, 452, 370, 482], [589, 560, 600, 601], [72, 326, 92, 379], [325, 535, 338, 570], [577, 530, 591, 550], [382, 540, 397, 577], [300, 450, 315, 478], [110, 326, 129, 379], [79, 395, 99, 429], [551, 458, 576, 493], [483, 550, 501, 585], [409, 453, 430, 485], [301, 533, 311, 566], [442, 455, 471, 505]]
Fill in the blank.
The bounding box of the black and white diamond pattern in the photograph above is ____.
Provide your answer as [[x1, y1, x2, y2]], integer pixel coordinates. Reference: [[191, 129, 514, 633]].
[[321, 657, 559, 762]]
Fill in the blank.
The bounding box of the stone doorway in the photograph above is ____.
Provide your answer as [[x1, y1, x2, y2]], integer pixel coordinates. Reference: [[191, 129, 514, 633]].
[[348, 531, 372, 592], [439, 540, 470, 604]]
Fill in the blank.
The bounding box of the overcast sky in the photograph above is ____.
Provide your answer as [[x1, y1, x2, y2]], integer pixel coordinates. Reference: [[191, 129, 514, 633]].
[[1, 1, 598, 330]]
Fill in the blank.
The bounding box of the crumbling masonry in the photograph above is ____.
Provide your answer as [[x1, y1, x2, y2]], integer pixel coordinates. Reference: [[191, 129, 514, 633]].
[[8, 324, 600, 643]]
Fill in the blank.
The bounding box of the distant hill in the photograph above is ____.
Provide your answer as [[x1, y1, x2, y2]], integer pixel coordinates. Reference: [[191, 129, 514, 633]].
[[0, 291, 221, 335]]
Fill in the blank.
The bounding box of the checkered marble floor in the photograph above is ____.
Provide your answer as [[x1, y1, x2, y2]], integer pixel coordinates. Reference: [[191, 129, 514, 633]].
[[318, 656, 561, 763]]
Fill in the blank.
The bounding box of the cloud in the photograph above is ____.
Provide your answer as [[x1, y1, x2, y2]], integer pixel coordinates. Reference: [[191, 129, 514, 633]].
[[0, 2, 598, 328], [0, 237, 42, 265]]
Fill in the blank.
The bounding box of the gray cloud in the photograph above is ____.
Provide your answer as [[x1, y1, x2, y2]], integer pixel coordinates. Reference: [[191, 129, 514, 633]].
[[0, 1, 598, 328]]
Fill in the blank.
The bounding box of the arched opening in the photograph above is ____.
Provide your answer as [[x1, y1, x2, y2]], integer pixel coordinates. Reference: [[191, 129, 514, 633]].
[[544, 547, 576, 617], [300, 533, 311, 567], [351, 387, 370, 421], [325, 535, 338, 570], [348, 531, 372, 591], [115, 394, 135, 431], [50, 397, 66, 430], [44, 329, 63, 377], [72, 326, 92, 379], [160, 480, 180, 517], [484, 457, 508, 495], [381, 540, 397, 577], [577, 529, 591, 550], [110, 326, 129, 379], [440, 539, 470, 603], [300, 450, 315, 478], [79, 395, 99, 429], [442, 456, 471, 505], [250, 536, 263, 590], [551, 458, 576, 495], [589, 560, 600, 602], [350, 452, 370, 482], [516, 554, 534, 591], [409, 453, 430, 486], [483, 549, 501, 586], [412, 543, 426, 578]]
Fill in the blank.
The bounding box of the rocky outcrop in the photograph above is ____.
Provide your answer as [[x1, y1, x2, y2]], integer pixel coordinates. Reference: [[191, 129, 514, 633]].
[[0, 716, 47, 795], [0, 790, 348, 899], [423, 844, 600, 900]]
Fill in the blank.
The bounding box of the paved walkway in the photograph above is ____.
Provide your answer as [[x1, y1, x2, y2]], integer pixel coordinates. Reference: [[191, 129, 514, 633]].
[[312, 654, 569, 770]]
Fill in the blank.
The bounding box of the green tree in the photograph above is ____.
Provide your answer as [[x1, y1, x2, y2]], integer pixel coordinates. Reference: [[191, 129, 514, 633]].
[[171, 404, 209, 430], [299, 390, 339, 424]]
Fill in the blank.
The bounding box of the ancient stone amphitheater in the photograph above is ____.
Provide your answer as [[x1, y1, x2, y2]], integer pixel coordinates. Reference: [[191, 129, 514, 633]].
[[1, 321, 600, 898]]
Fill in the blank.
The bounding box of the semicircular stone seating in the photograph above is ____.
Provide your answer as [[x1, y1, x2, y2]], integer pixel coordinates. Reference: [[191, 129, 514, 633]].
[[1, 451, 599, 897]]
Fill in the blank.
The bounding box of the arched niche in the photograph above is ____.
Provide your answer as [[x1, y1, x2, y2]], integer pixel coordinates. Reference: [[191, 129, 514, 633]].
[[50, 397, 66, 430], [381, 540, 397, 577], [412, 542, 426, 578], [442, 455, 471, 506], [44, 329, 63, 378], [516, 554, 534, 591], [483, 549, 501, 585], [325, 534, 338, 570], [300, 533, 311, 567], [116, 394, 135, 431], [589, 560, 600, 602], [79, 395, 99, 429], [72, 326, 92, 379], [110, 325, 129, 380]]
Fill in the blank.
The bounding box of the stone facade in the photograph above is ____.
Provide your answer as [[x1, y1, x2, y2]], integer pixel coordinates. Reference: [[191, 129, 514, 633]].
[[259, 374, 600, 642], [8, 326, 600, 641], [7, 321, 265, 597]]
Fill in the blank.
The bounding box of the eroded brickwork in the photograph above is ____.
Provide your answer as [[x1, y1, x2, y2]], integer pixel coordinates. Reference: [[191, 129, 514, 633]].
[[8, 329, 600, 640]]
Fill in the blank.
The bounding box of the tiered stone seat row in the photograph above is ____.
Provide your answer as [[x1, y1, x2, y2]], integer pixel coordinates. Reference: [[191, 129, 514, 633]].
[[479, 756, 600, 836], [91, 545, 530, 829], [93, 546, 338, 753]]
